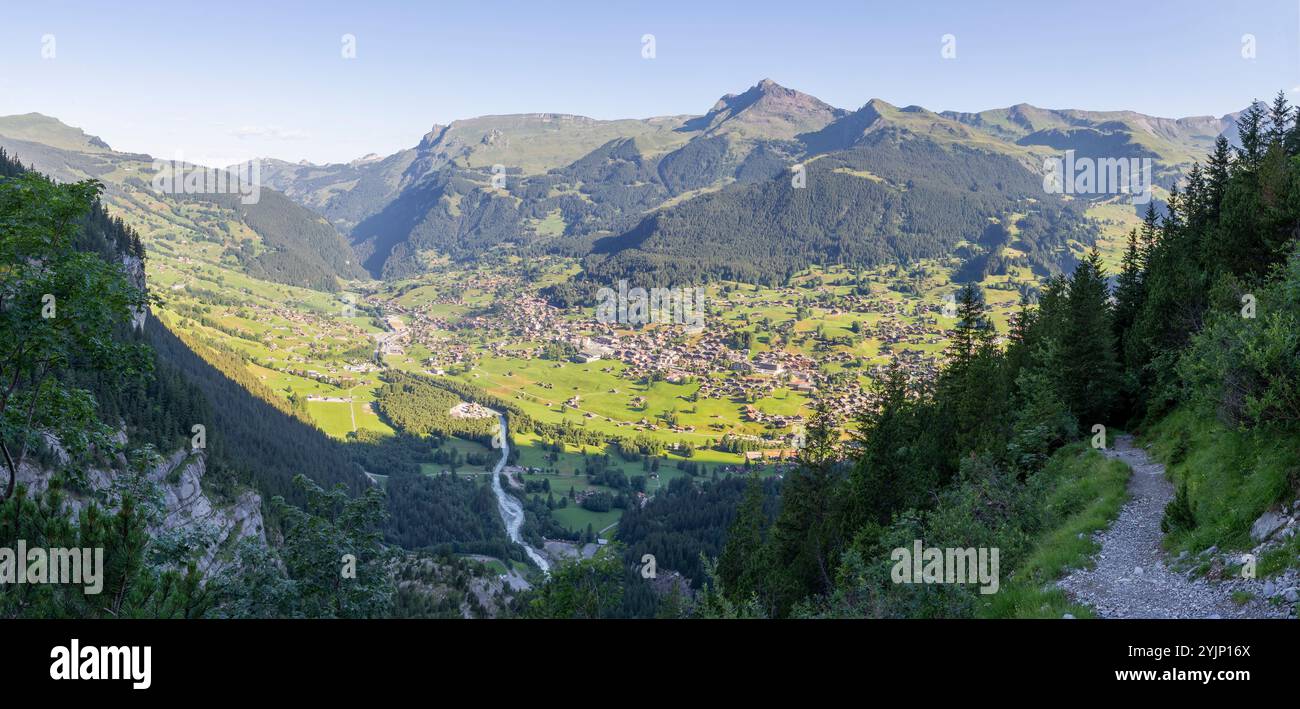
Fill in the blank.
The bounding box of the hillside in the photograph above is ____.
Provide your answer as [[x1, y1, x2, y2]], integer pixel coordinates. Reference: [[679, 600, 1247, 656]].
[[0, 115, 364, 292], [249, 79, 1236, 285]]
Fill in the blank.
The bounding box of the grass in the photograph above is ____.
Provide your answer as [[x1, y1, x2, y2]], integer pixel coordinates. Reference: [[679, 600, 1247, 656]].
[[305, 400, 355, 438], [1145, 407, 1298, 571], [550, 506, 622, 536], [980, 443, 1131, 618]]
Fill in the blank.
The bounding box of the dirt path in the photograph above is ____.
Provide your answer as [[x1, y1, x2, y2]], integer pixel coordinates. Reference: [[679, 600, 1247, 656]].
[[1058, 435, 1287, 618]]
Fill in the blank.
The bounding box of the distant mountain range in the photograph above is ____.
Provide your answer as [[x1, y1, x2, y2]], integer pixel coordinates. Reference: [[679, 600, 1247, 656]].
[[0, 80, 1242, 288]]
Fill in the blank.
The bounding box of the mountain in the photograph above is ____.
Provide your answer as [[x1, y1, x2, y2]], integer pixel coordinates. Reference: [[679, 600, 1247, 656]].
[[327, 81, 1163, 282], [941, 104, 1237, 179], [686, 77, 848, 140], [257, 112, 699, 234], [3, 82, 1241, 287], [584, 98, 1096, 286], [0, 114, 364, 292], [252, 80, 1233, 283], [0, 112, 113, 152]]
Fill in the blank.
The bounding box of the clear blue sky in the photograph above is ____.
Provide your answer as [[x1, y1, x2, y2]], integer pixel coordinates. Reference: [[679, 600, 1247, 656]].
[[2, 0, 1297, 166]]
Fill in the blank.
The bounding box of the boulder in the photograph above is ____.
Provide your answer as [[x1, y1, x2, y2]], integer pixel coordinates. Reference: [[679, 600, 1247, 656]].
[[1250, 511, 1287, 543]]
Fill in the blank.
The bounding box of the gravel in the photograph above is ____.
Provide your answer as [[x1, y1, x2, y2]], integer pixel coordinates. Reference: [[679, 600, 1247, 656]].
[[1057, 435, 1291, 619]]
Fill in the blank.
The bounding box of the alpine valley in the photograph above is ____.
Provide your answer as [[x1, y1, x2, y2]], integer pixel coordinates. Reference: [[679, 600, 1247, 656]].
[[4, 77, 1298, 621]]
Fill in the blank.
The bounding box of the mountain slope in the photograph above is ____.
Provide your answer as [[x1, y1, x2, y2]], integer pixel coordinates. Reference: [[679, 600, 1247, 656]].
[[585, 121, 1095, 285], [5, 83, 1240, 288], [0, 115, 364, 292], [941, 104, 1235, 181], [294, 80, 1235, 282]]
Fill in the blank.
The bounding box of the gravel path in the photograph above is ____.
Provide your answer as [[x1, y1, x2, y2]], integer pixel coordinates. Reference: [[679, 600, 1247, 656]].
[[1058, 435, 1287, 619]]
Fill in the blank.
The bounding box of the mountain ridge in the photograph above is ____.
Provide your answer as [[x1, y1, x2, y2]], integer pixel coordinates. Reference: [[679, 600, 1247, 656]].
[[0, 81, 1243, 284]]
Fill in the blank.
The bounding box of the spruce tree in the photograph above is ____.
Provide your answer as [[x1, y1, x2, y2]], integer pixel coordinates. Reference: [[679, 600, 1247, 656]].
[[1236, 100, 1267, 169], [717, 473, 772, 612], [768, 404, 842, 616], [1060, 249, 1120, 427]]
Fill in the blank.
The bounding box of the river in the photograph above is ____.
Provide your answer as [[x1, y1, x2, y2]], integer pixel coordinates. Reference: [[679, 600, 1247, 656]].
[[490, 413, 550, 574]]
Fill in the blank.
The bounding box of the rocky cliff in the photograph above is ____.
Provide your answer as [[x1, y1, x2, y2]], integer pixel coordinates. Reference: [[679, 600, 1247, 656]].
[[17, 443, 266, 577]]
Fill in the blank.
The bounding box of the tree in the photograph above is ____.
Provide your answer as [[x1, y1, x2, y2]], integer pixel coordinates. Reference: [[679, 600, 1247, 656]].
[[1266, 90, 1293, 147], [0, 479, 211, 619], [1236, 100, 1267, 169], [946, 283, 995, 366], [0, 173, 150, 501], [716, 473, 772, 612], [937, 283, 1009, 462], [767, 404, 843, 615], [527, 546, 625, 618], [847, 361, 929, 527], [1059, 249, 1120, 427], [270, 474, 394, 618]]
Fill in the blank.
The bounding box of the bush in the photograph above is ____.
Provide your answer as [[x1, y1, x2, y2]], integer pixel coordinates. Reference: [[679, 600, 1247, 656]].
[[1161, 482, 1197, 535]]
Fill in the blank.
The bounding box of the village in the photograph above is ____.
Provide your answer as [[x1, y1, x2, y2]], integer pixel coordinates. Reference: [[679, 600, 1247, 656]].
[[360, 273, 963, 454]]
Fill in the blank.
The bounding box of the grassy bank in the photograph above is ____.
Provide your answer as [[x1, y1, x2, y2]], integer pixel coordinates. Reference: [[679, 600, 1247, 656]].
[[1144, 407, 1299, 576], [981, 443, 1130, 618]]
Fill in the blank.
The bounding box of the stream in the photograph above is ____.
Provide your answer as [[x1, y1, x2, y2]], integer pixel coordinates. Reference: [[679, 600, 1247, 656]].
[[489, 413, 550, 574]]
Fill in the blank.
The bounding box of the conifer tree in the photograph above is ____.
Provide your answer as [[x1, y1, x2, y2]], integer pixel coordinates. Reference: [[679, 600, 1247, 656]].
[[1060, 249, 1120, 427], [768, 404, 842, 615], [717, 473, 773, 612]]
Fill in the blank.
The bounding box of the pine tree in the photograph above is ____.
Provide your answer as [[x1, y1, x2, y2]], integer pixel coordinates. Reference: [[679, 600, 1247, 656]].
[[1267, 90, 1293, 147], [946, 283, 995, 366], [847, 361, 927, 527], [1060, 249, 1120, 427], [1205, 136, 1233, 215], [1113, 229, 1145, 356], [716, 473, 772, 612], [937, 283, 1009, 461], [1236, 100, 1267, 169], [767, 404, 842, 616]]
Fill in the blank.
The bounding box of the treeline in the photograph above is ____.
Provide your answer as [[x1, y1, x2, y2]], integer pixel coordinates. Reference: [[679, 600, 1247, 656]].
[[381, 472, 514, 555], [180, 189, 363, 292], [617, 474, 781, 589], [147, 322, 368, 506]]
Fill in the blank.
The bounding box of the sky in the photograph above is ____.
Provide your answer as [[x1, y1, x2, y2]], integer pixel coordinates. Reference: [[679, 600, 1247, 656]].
[[2, 0, 1298, 166]]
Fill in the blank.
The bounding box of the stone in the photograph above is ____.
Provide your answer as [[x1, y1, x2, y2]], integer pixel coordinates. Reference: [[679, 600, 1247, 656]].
[[1284, 587, 1299, 603], [1250, 511, 1287, 543]]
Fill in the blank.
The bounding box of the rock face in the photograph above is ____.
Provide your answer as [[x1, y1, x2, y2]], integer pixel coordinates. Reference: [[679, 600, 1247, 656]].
[[17, 446, 266, 577], [1250, 510, 1288, 543], [149, 449, 266, 574], [120, 253, 148, 331]]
